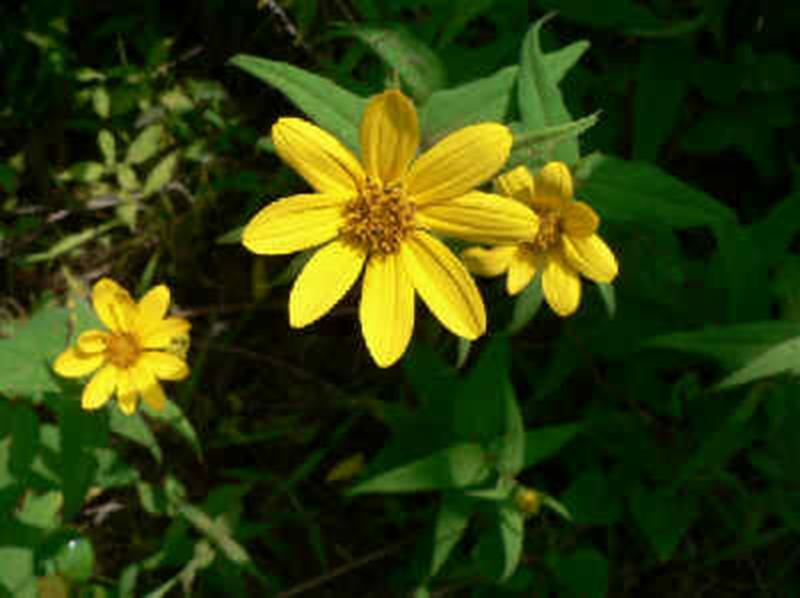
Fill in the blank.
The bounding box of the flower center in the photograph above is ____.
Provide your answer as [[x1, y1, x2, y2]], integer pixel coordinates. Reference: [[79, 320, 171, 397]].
[[106, 332, 141, 369], [529, 210, 562, 252], [340, 177, 416, 255]]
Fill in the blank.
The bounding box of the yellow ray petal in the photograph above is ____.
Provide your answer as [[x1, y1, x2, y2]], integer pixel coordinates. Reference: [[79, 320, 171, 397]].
[[401, 231, 486, 339], [136, 285, 170, 334], [562, 201, 599, 237], [542, 254, 581, 316], [563, 234, 618, 283], [360, 90, 419, 183], [359, 252, 415, 368], [461, 246, 517, 277], [242, 193, 350, 255], [116, 368, 138, 415], [272, 117, 364, 193], [534, 161, 573, 210], [416, 191, 538, 245], [92, 278, 136, 332], [289, 240, 366, 328], [53, 347, 105, 378], [140, 351, 190, 381], [132, 360, 167, 411], [407, 124, 512, 205], [507, 247, 542, 295], [495, 165, 535, 202], [76, 330, 109, 354], [140, 317, 191, 349], [81, 364, 119, 410]]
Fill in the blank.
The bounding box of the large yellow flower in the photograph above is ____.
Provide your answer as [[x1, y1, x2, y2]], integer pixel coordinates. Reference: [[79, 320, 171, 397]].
[[53, 278, 191, 414], [462, 163, 618, 316], [243, 90, 538, 367]]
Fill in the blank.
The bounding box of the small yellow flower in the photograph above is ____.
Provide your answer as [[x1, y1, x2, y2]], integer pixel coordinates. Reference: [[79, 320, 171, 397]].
[[243, 89, 538, 367], [462, 163, 618, 316], [53, 278, 191, 415]]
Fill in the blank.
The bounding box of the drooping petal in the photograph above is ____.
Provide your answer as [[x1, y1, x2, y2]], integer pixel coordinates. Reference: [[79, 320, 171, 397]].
[[140, 317, 191, 349], [563, 234, 618, 283], [136, 285, 170, 334], [507, 247, 543, 295], [115, 368, 138, 415], [76, 330, 109, 354], [289, 240, 367, 328], [495, 165, 535, 203], [542, 254, 581, 316], [401, 231, 486, 339], [416, 191, 538, 245], [139, 351, 190, 381], [359, 252, 415, 368], [81, 364, 119, 410], [561, 201, 599, 237], [360, 90, 419, 183], [461, 245, 517, 277], [53, 347, 105, 378], [242, 193, 350, 255], [92, 278, 136, 332], [132, 359, 167, 411], [272, 117, 364, 193], [533, 161, 573, 210], [407, 124, 512, 205]]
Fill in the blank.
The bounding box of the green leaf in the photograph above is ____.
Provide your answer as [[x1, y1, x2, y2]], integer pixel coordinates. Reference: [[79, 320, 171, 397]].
[[562, 469, 622, 525], [98, 130, 116, 166], [517, 16, 580, 163], [421, 66, 516, 144], [143, 401, 202, 459], [549, 547, 609, 598], [178, 503, 251, 565], [718, 335, 800, 390], [9, 404, 38, 482], [349, 443, 489, 495], [22, 220, 121, 264], [215, 226, 243, 245], [229, 54, 366, 152], [116, 164, 140, 191], [581, 156, 737, 228], [142, 150, 179, 198], [597, 282, 616, 318], [430, 494, 473, 577], [473, 505, 525, 582], [0, 547, 36, 598], [522, 422, 582, 469], [496, 374, 525, 476], [125, 124, 165, 165], [59, 161, 106, 183], [647, 322, 800, 370], [631, 486, 697, 561], [92, 86, 111, 119], [544, 40, 590, 84], [633, 41, 692, 161], [54, 534, 95, 583], [507, 274, 544, 334], [57, 400, 105, 521], [16, 491, 61, 529], [509, 112, 599, 169], [334, 25, 445, 103], [109, 409, 162, 463]]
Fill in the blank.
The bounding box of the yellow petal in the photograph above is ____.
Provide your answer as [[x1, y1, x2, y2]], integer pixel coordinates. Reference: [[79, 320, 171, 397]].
[[460, 246, 517, 277], [534, 161, 573, 209], [140, 317, 191, 349], [136, 285, 170, 334], [131, 361, 166, 411], [401, 231, 486, 339], [563, 234, 618, 283], [76, 330, 109, 354], [542, 254, 581, 316], [359, 253, 415, 368], [407, 124, 512, 205], [289, 240, 366, 328], [92, 278, 136, 332], [81, 364, 118, 410], [116, 368, 138, 415], [242, 193, 350, 255], [495, 165, 535, 202], [53, 347, 105, 378], [272, 117, 364, 193], [507, 247, 542, 295], [360, 90, 419, 183], [561, 201, 599, 237], [140, 351, 190, 381], [416, 191, 538, 245]]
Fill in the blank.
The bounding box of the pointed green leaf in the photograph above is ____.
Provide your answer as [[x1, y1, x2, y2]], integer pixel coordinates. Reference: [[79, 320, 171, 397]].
[[430, 494, 473, 577], [496, 376, 525, 476], [544, 40, 590, 84], [507, 274, 544, 334], [109, 409, 162, 463], [230, 54, 366, 152], [125, 124, 164, 165], [142, 150, 179, 198], [98, 130, 116, 166], [631, 486, 697, 561], [718, 335, 800, 390], [143, 400, 202, 459], [597, 282, 616, 318], [510, 112, 599, 169], [523, 422, 582, 469], [473, 505, 525, 581], [550, 547, 609, 598]]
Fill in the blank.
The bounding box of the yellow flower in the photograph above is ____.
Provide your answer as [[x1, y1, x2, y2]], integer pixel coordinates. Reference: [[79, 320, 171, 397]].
[[243, 90, 538, 367], [462, 163, 618, 316], [53, 278, 191, 415]]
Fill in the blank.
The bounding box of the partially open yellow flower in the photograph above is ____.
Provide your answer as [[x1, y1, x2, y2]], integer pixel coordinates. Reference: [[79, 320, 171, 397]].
[[462, 163, 618, 316], [243, 89, 538, 367], [53, 278, 191, 415]]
